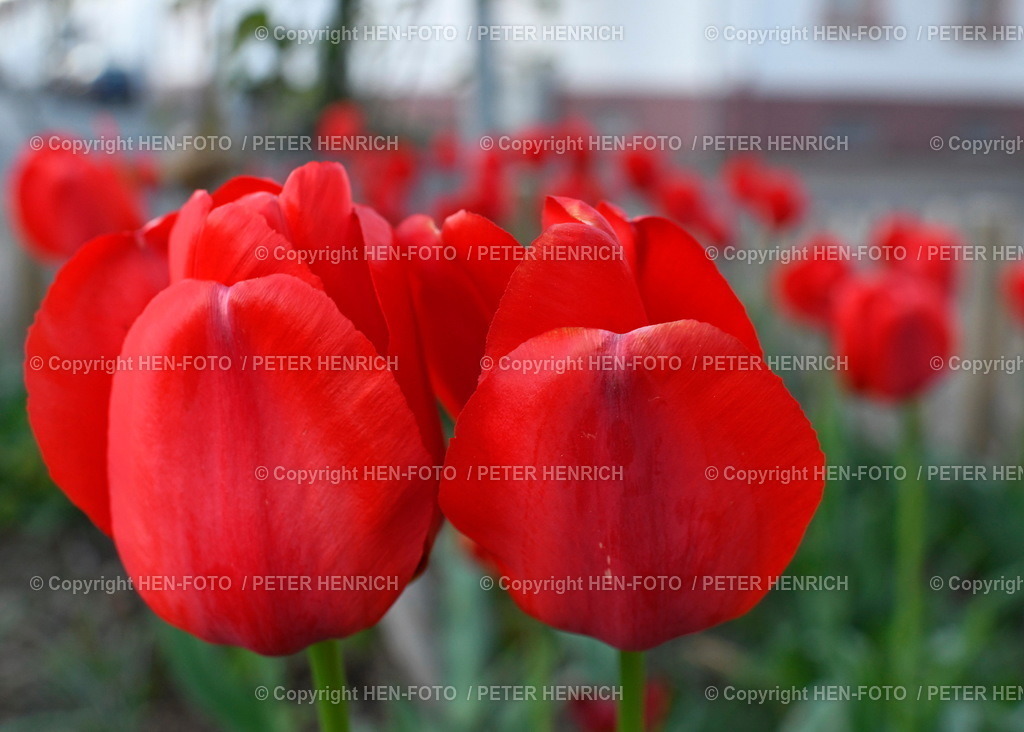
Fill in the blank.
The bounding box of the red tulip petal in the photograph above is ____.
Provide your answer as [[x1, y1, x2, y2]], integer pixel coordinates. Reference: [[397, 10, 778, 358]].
[[354, 203, 392, 251], [774, 235, 852, 329], [541, 196, 616, 239], [25, 230, 169, 534], [439, 210, 521, 305], [358, 205, 445, 571], [357, 205, 444, 462], [484, 223, 648, 362], [399, 211, 519, 416], [168, 178, 286, 281], [279, 162, 390, 354], [631, 217, 762, 356], [596, 201, 638, 272], [108, 274, 436, 655], [140, 211, 176, 252], [230, 191, 292, 238], [398, 215, 479, 417], [179, 201, 322, 290], [441, 322, 823, 650], [209, 175, 282, 205], [168, 191, 213, 281], [12, 144, 145, 260]]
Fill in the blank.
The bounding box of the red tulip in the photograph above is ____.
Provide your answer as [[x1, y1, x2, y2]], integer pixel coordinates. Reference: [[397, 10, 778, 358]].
[[654, 171, 734, 248], [536, 119, 604, 203], [723, 155, 806, 231], [28, 163, 442, 533], [1004, 262, 1024, 324], [108, 274, 436, 655], [26, 163, 441, 654], [439, 199, 823, 650], [499, 120, 589, 168], [653, 171, 705, 227], [495, 125, 545, 167], [871, 212, 919, 255], [752, 168, 806, 231], [620, 147, 665, 193], [872, 215, 960, 297], [722, 154, 762, 204], [697, 207, 735, 249], [774, 234, 853, 328], [316, 100, 366, 143], [832, 272, 954, 401], [553, 116, 597, 170], [10, 133, 146, 261]]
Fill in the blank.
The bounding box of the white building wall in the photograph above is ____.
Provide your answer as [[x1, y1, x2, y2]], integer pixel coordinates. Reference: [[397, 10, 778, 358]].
[[3, 0, 1024, 103]]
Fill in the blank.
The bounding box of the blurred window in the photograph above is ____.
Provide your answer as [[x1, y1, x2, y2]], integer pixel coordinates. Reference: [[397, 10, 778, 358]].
[[823, 0, 881, 26], [960, 0, 1008, 40]]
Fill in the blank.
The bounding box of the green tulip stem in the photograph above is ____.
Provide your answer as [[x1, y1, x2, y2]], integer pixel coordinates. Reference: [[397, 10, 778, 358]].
[[307, 639, 350, 732], [618, 650, 646, 732], [892, 402, 925, 729]]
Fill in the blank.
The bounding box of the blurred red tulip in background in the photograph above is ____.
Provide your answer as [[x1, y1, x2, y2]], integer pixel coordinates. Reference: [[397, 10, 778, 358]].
[[833, 272, 954, 401], [359, 144, 419, 224], [315, 100, 367, 143], [875, 216, 961, 298], [775, 233, 854, 329], [434, 149, 512, 225], [10, 133, 147, 261], [723, 154, 807, 231], [654, 171, 734, 247], [1004, 262, 1024, 324], [431, 129, 461, 171], [620, 146, 665, 193]]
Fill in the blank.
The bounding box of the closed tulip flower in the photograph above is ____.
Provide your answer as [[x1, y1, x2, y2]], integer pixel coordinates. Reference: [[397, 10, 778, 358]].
[[833, 272, 954, 401], [431, 129, 461, 171], [108, 274, 435, 655], [25, 162, 441, 655], [440, 198, 823, 653], [722, 154, 762, 205]]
